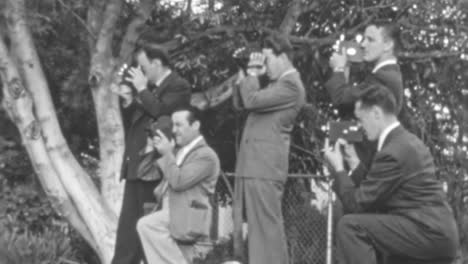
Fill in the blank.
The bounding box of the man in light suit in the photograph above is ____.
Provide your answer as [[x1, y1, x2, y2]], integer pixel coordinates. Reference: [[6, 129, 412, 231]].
[[324, 83, 459, 264], [110, 41, 190, 264], [325, 21, 404, 185], [232, 33, 305, 264], [136, 106, 220, 264]]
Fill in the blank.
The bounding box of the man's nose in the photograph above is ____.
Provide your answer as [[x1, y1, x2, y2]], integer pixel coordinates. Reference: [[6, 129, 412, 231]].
[[360, 40, 367, 48]]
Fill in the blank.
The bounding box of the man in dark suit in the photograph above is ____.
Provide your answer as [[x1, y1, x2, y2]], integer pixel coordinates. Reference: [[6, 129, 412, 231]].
[[110, 42, 191, 264], [232, 33, 305, 264], [136, 106, 220, 264], [323, 83, 459, 264], [324, 21, 404, 184]]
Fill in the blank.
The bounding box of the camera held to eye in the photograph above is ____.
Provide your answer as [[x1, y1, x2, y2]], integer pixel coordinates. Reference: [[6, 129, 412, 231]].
[[232, 46, 262, 72], [338, 41, 364, 63], [145, 116, 173, 140], [328, 121, 364, 144], [118, 60, 139, 92]]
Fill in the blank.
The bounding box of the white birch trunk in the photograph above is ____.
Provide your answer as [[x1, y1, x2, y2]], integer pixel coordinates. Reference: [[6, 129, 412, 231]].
[[0, 39, 101, 257], [5, 1, 117, 262]]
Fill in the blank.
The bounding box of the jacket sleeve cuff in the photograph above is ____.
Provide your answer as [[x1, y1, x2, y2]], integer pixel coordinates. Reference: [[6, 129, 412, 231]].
[[350, 162, 368, 186], [331, 170, 355, 194]]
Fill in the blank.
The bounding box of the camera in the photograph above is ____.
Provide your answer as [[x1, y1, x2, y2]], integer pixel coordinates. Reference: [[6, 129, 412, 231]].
[[232, 45, 262, 72], [338, 41, 364, 63], [118, 60, 139, 92], [328, 121, 364, 144], [145, 116, 173, 139]]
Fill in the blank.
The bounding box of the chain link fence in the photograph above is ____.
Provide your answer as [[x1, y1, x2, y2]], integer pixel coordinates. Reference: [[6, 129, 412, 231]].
[[207, 173, 331, 264]]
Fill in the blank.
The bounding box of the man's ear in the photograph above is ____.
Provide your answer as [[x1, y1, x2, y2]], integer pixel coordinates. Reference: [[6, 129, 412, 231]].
[[192, 120, 201, 130], [151, 58, 162, 67], [383, 39, 394, 52], [372, 105, 384, 120]]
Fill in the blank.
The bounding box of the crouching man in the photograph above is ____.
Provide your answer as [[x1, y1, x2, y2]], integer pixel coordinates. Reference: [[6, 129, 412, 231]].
[[137, 106, 220, 264], [323, 83, 459, 264]]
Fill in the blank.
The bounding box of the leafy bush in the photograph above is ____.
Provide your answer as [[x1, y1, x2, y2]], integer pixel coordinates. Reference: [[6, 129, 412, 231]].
[[0, 225, 81, 264]]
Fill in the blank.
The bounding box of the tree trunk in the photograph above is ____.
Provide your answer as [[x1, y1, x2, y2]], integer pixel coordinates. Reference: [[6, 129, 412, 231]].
[[4, 1, 117, 262], [0, 37, 100, 258], [91, 73, 125, 215]]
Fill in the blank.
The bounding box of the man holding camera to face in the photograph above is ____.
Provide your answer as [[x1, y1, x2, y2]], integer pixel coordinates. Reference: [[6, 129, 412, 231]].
[[110, 41, 190, 264], [136, 106, 220, 264], [323, 83, 459, 264], [325, 21, 404, 186], [233, 33, 305, 264]]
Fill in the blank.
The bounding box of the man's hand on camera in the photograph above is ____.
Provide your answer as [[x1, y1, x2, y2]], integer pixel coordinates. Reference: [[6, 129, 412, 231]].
[[338, 138, 360, 171], [246, 52, 266, 76], [323, 138, 345, 173], [329, 47, 348, 72], [153, 130, 175, 156], [110, 83, 133, 106], [126, 66, 148, 92]]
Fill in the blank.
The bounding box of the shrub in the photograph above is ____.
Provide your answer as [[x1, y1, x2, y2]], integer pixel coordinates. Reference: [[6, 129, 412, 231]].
[[0, 226, 81, 264]]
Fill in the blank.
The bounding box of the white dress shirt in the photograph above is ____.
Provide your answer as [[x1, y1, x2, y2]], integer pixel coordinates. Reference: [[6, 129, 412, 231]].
[[372, 58, 398, 73], [377, 121, 400, 152], [175, 135, 203, 166], [155, 69, 172, 87]]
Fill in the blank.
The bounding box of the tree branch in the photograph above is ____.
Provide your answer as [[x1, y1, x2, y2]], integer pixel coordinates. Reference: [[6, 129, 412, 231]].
[[191, 74, 239, 110], [86, 0, 107, 50], [89, 0, 122, 85], [56, 0, 96, 40], [94, 0, 122, 60], [278, 0, 304, 34], [118, 0, 157, 64]]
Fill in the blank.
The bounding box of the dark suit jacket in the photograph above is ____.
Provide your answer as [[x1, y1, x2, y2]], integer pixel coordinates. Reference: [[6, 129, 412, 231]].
[[332, 126, 459, 242], [232, 71, 305, 181], [156, 138, 220, 242], [324, 64, 404, 185], [324, 64, 404, 119], [121, 72, 191, 180]]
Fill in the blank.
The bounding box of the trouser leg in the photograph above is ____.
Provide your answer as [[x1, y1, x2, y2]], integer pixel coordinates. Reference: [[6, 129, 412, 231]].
[[136, 208, 188, 264], [244, 179, 288, 264], [336, 213, 457, 264], [111, 180, 158, 264]]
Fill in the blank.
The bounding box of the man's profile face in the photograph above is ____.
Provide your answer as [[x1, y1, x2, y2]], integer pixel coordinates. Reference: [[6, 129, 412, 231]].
[[171, 111, 199, 147], [354, 101, 380, 141], [263, 48, 282, 80], [360, 25, 393, 63], [135, 51, 161, 82]]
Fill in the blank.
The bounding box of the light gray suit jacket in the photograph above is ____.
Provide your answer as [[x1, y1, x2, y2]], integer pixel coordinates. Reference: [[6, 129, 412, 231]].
[[157, 138, 220, 242], [233, 71, 305, 182]]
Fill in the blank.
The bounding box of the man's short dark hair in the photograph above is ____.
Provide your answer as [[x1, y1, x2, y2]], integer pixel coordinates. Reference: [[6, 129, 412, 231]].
[[173, 105, 204, 127], [135, 40, 172, 68], [352, 82, 398, 115], [367, 20, 401, 51], [262, 33, 293, 59]]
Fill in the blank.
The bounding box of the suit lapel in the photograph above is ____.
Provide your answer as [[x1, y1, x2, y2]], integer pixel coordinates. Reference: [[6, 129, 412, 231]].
[[155, 72, 174, 97], [380, 125, 405, 151]]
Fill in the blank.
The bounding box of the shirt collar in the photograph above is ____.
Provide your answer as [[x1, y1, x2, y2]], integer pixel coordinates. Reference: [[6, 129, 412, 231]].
[[155, 69, 172, 87], [372, 58, 397, 73], [377, 121, 400, 151], [175, 135, 203, 166]]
